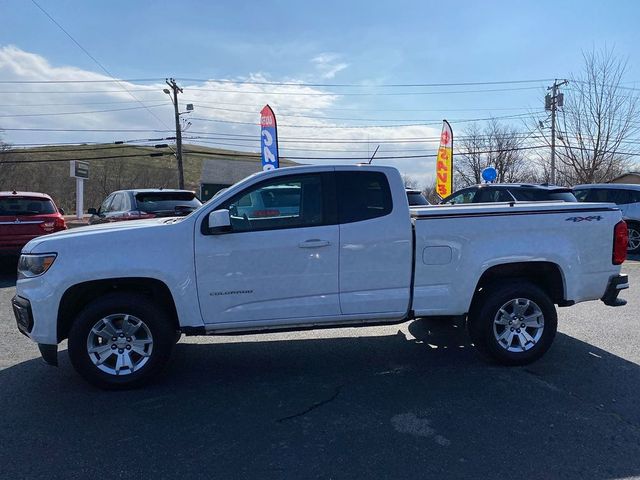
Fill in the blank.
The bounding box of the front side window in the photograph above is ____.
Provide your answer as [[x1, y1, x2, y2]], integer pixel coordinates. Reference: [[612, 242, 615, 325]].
[[108, 193, 125, 212], [99, 194, 114, 214], [573, 189, 589, 202], [222, 174, 324, 232], [475, 188, 513, 203], [336, 171, 392, 223]]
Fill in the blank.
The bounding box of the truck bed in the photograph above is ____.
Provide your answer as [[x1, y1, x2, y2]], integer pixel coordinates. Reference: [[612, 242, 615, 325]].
[[410, 201, 622, 317]]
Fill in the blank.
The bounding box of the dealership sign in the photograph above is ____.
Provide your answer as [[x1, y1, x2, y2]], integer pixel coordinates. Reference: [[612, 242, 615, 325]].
[[260, 104, 279, 171], [70, 160, 89, 179]]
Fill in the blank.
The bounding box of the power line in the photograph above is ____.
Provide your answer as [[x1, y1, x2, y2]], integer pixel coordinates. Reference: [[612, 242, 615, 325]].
[[0, 77, 554, 88], [30, 0, 176, 144], [0, 144, 167, 155], [0, 78, 164, 84], [0, 104, 168, 118], [185, 85, 542, 96], [191, 103, 545, 122], [0, 152, 173, 164], [188, 112, 536, 129], [0, 89, 162, 94]]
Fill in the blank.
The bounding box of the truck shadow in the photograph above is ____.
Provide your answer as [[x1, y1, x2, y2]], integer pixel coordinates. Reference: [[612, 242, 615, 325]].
[[1, 318, 639, 479]]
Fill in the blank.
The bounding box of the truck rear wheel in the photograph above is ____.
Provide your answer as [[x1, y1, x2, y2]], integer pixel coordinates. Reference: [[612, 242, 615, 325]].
[[68, 292, 175, 389], [467, 281, 557, 365]]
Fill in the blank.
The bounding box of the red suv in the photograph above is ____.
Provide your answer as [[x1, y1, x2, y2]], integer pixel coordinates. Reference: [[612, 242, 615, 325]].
[[0, 191, 66, 256]]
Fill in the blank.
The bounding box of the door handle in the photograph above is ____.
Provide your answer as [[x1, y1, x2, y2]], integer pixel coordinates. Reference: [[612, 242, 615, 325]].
[[298, 239, 331, 248]]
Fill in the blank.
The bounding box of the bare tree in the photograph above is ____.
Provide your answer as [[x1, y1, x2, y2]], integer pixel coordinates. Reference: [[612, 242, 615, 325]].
[[538, 48, 639, 184], [0, 136, 19, 188], [455, 120, 534, 187], [401, 174, 419, 189]]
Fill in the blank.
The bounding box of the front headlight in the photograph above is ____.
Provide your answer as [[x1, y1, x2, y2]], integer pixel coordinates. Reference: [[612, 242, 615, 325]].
[[18, 254, 57, 279]]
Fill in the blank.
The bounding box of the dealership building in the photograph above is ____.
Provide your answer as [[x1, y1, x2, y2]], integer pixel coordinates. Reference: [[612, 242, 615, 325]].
[[199, 156, 300, 201]]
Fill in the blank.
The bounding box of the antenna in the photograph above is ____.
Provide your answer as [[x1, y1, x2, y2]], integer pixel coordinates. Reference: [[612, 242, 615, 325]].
[[368, 145, 380, 164]]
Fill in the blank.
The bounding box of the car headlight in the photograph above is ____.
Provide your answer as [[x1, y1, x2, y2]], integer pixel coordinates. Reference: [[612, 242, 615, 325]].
[[18, 254, 57, 279]]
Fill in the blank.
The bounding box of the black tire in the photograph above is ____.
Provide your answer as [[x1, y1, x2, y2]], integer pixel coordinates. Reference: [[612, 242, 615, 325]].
[[627, 222, 640, 254], [467, 280, 557, 366], [68, 292, 175, 390]]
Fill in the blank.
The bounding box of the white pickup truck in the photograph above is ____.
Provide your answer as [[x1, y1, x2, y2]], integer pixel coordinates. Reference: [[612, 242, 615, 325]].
[[12, 165, 629, 389]]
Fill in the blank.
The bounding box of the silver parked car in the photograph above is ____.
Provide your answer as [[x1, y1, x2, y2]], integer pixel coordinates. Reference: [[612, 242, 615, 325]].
[[573, 184, 640, 254]]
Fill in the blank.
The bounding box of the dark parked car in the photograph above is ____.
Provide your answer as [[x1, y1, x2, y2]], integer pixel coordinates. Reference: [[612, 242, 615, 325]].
[[440, 184, 577, 204], [406, 188, 430, 207], [0, 191, 66, 256], [573, 183, 640, 254], [88, 189, 202, 225]]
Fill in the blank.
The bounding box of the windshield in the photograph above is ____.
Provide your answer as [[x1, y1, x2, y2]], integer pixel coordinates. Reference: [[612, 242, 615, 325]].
[[0, 197, 56, 215], [135, 192, 202, 213]]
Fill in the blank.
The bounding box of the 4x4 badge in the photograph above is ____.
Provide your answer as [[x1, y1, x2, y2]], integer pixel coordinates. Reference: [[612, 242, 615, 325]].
[[566, 215, 603, 222]]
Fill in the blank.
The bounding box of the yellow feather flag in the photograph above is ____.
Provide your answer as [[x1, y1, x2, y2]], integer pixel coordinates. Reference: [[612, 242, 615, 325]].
[[435, 120, 453, 198]]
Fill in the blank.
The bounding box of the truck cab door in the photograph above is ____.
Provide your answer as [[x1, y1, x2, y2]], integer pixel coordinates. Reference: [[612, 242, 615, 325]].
[[194, 171, 340, 325], [335, 169, 413, 316]]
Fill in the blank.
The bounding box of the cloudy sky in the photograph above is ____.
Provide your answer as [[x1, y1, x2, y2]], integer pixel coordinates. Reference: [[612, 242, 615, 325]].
[[1, 0, 639, 185]]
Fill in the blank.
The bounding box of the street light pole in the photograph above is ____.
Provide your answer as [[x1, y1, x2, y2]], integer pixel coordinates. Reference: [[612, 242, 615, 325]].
[[165, 78, 184, 189]]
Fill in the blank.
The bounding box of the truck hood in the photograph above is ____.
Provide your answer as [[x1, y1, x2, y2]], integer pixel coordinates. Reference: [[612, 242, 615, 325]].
[[23, 217, 183, 254]]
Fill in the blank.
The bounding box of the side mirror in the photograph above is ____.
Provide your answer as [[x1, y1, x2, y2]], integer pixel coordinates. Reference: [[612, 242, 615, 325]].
[[87, 208, 97, 215], [59, 207, 65, 215], [208, 209, 232, 234]]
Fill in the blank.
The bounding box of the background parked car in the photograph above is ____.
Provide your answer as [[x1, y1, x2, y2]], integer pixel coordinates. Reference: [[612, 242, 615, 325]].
[[406, 188, 430, 207], [0, 191, 66, 256], [88, 189, 202, 225], [440, 184, 577, 204], [573, 184, 640, 254]]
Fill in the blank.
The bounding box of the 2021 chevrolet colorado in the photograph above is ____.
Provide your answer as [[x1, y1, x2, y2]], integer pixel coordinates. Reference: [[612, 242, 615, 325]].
[[12, 165, 629, 389]]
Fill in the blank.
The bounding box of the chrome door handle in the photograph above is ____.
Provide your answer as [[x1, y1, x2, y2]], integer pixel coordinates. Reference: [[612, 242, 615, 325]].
[[298, 239, 331, 248]]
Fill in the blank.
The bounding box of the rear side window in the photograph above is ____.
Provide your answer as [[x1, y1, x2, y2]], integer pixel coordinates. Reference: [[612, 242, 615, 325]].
[[510, 189, 576, 202], [583, 188, 619, 204], [0, 197, 56, 215], [336, 171, 392, 223]]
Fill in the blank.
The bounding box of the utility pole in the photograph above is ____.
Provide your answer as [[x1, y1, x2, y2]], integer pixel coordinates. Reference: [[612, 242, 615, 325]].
[[546, 79, 568, 184], [164, 78, 185, 189]]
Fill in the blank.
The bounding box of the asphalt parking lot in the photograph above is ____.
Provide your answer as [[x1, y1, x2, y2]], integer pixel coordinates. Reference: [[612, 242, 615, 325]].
[[1, 258, 639, 480]]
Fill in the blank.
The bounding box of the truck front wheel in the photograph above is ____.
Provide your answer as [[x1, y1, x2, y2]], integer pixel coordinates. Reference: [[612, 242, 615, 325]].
[[68, 292, 175, 389], [467, 281, 557, 365]]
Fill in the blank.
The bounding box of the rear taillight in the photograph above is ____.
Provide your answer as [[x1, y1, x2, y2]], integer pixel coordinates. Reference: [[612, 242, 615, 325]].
[[54, 217, 66, 231], [40, 221, 55, 233], [40, 217, 67, 233], [613, 220, 628, 265]]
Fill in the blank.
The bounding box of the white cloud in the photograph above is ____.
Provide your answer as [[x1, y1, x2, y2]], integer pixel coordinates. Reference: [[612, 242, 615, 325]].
[[0, 46, 440, 186], [311, 53, 349, 79]]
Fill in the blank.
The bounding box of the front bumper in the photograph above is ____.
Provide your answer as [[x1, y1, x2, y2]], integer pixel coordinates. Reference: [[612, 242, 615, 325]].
[[12, 295, 34, 336], [601, 274, 629, 307], [12, 295, 59, 366]]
